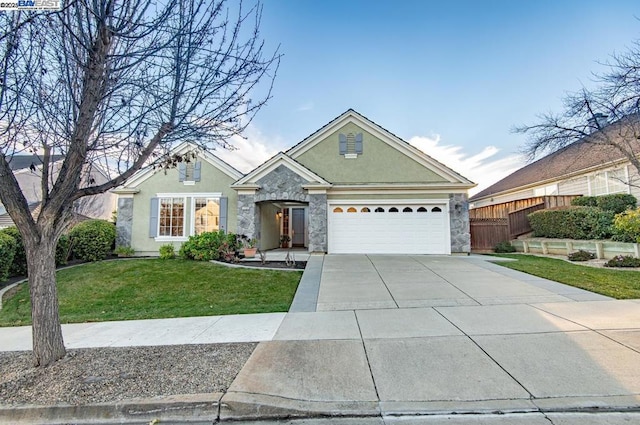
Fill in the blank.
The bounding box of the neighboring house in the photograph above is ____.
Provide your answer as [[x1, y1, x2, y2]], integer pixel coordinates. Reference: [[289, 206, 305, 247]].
[[0, 155, 116, 229], [113, 109, 476, 255], [470, 130, 640, 209]]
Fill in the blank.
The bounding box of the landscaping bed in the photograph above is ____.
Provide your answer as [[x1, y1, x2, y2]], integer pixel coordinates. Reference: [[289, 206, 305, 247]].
[[0, 343, 255, 406]]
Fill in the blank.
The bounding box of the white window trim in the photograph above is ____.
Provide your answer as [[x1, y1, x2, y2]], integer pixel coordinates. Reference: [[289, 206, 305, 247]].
[[153, 193, 223, 241], [588, 166, 629, 196], [155, 196, 187, 241], [191, 196, 221, 236]]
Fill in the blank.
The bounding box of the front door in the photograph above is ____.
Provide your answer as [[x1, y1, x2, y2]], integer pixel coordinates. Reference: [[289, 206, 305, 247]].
[[291, 208, 305, 247]]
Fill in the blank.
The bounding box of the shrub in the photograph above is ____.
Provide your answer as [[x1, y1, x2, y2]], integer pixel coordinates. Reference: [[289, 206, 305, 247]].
[[179, 230, 227, 261], [605, 255, 640, 268], [0, 227, 71, 276], [528, 206, 614, 240], [159, 244, 175, 259], [571, 196, 597, 207], [56, 234, 71, 266], [0, 227, 26, 276], [69, 219, 116, 262], [114, 246, 136, 257], [494, 241, 516, 253], [596, 194, 637, 214], [0, 232, 17, 281], [567, 250, 596, 262], [611, 207, 640, 243]]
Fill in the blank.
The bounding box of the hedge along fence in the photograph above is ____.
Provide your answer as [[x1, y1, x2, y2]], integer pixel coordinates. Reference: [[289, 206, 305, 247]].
[[571, 193, 637, 214], [528, 206, 615, 240]]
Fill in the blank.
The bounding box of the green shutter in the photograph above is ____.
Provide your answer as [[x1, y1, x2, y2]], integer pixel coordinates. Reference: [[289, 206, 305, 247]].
[[178, 163, 186, 182]]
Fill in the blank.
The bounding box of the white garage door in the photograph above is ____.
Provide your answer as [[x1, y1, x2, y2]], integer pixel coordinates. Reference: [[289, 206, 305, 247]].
[[327, 203, 450, 254]]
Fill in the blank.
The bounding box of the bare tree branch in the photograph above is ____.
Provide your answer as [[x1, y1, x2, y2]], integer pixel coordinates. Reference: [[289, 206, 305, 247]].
[[0, 0, 279, 367]]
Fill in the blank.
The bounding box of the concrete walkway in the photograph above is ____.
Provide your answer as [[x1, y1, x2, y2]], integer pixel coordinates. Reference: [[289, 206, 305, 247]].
[[224, 255, 640, 422], [2, 254, 640, 425]]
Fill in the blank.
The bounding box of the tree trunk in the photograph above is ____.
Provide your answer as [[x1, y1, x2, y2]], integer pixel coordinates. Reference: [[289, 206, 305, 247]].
[[25, 237, 66, 367]]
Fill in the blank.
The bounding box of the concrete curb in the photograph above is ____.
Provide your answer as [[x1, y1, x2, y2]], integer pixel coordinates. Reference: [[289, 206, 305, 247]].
[[209, 259, 305, 272], [2, 392, 640, 424], [219, 391, 380, 421], [0, 280, 24, 310], [0, 393, 222, 425]]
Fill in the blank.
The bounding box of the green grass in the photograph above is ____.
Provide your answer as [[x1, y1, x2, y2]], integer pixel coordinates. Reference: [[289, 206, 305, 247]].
[[490, 254, 640, 299], [0, 259, 301, 327]]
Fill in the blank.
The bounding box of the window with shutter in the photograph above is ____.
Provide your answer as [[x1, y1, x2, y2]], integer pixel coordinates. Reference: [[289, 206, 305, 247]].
[[339, 132, 363, 158]]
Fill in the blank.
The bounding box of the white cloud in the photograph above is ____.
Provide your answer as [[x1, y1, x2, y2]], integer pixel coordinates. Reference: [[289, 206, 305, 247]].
[[408, 134, 525, 196], [210, 125, 525, 196], [211, 125, 280, 173]]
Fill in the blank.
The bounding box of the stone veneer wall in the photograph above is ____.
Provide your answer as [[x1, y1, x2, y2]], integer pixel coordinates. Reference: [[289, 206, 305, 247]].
[[308, 193, 327, 252], [237, 194, 258, 239], [115, 198, 133, 247], [449, 193, 470, 253], [254, 165, 309, 203], [235, 165, 329, 251]]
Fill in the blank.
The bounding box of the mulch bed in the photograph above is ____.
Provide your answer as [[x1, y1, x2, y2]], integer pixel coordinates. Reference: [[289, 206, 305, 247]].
[[0, 343, 256, 406]]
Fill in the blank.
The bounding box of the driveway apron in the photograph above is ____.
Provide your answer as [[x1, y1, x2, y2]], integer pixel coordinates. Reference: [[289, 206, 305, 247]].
[[224, 254, 640, 420]]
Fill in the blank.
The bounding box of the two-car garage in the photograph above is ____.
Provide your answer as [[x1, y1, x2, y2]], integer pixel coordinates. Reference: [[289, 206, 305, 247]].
[[327, 201, 450, 254]]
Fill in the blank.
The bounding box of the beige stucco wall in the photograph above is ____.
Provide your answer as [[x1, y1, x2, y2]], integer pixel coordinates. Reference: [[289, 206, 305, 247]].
[[327, 192, 455, 201], [259, 203, 281, 250], [295, 122, 448, 184], [128, 159, 238, 256]]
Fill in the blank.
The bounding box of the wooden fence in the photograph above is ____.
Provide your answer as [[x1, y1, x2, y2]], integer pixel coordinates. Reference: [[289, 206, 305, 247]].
[[470, 218, 509, 251], [469, 195, 580, 251], [469, 195, 578, 219], [507, 203, 545, 239]]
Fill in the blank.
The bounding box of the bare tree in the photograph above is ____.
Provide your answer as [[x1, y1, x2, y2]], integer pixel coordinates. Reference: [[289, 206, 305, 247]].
[[515, 40, 640, 188], [0, 0, 279, 367]]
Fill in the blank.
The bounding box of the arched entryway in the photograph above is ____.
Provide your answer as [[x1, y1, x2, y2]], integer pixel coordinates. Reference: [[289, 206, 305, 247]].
[[258, 200, 308, 250]]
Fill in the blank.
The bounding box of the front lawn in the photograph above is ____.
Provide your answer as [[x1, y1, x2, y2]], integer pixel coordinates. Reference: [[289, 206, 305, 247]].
[[490, 254, 640, 299], [0, 259, 301, 326]]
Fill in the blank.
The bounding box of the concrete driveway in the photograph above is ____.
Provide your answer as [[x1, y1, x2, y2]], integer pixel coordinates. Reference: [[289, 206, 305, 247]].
[[225, 254, 640, 423]]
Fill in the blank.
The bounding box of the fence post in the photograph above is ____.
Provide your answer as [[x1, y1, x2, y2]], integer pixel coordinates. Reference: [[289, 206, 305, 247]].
[[595, 242, 604, 259]]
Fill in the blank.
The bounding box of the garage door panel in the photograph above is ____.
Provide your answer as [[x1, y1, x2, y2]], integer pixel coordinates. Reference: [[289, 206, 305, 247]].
[[328, 203, 449, 254]]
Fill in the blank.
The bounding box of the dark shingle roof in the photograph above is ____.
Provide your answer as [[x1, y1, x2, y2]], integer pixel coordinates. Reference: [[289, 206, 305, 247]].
[[7, 155, 64, 171], [470, 123, 640, 202], [0, 202, 40, 228]]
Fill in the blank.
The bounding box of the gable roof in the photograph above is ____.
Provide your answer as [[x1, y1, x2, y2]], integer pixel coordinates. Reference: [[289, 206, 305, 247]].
[[470, 124, 640, 202], [286, 109, 475, 186], [8, 155, 65, 171], [232, 152, 332, 188], [115, 141, 243, 190]]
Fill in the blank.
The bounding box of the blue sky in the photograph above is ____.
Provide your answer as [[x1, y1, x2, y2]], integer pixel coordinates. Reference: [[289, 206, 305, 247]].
[[218, 0, 640, 194]]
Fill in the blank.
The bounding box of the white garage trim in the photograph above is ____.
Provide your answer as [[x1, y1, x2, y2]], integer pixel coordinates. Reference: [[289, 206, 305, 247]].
[[327, 199, 451, 255]]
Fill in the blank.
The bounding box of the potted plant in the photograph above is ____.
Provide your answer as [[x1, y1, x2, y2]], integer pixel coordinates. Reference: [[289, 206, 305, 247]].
[[243, 238, 257, 258], [280, 234, 290, 248]]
